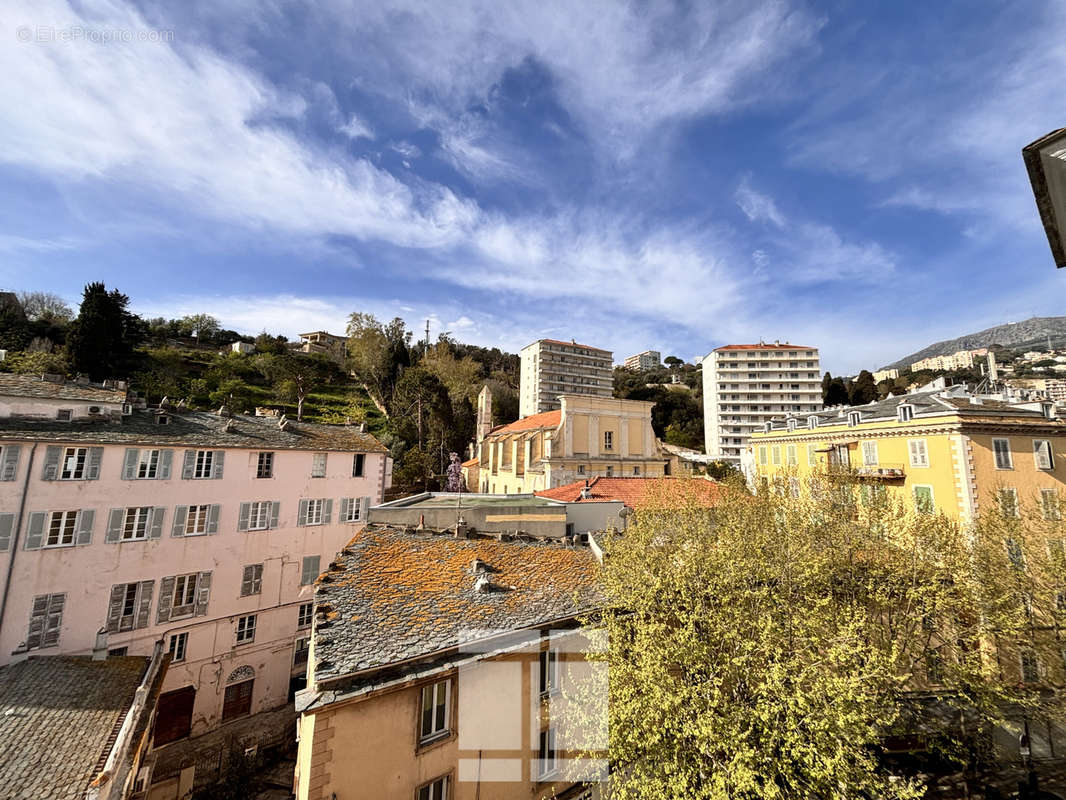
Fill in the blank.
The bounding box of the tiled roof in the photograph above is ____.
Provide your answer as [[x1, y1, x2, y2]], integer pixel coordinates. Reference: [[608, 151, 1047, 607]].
[[461, 457, 479, 467], [311, 525, 603, 684], [488, 410, 561, 435], [0, 656, 148, 800], [0, 408, 389, 452], [0, 374, 127, 403], [714, 343, 814, 351], [536, 476, 720, 507]]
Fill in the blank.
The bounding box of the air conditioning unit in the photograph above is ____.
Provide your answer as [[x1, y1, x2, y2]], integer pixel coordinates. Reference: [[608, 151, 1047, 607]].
[[88, 406, 101, 414]]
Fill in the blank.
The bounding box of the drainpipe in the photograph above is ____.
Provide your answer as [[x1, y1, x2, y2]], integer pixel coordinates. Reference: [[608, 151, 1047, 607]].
[[0, 443, 37, 644]]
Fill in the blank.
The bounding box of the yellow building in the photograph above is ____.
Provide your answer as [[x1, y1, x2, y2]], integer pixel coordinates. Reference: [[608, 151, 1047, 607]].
[[749, 386, 1066, 523], [465, 394, 666, 494], [294, 524, 604, 800]]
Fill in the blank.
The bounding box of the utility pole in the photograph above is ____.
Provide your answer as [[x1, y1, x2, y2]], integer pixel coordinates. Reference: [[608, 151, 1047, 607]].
[[425, 319, 431, 357]]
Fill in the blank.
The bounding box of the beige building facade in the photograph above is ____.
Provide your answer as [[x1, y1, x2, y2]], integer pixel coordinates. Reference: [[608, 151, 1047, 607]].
[[519, 340, 613, 418]]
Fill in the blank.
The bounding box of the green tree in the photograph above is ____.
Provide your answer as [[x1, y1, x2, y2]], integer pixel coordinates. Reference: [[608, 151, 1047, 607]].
[[588, 479, 1060, 800], [0, 292, 30, 351], [3, 350, 68, 376], [66, 283, 146, 381], [848, 369, 878, 405], [823, 374, 849, 406], [256, 352, 339, 421], [17, 291, 73, 324], [176, 313, 221, 340], [346, 313, 411, 416]]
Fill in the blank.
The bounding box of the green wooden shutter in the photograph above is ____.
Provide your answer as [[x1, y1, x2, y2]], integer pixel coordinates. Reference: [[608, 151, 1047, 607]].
[[75, 510, 95, 546], [157, 576, 176, 623], [86, 447, 104, 480], [159, 449, 173, 479], [135, 581, 154, 629], [0, 445, 21, 481], [181, 450, 195, 479], [149, 507, 166, 539], [211, 451, 225, 479], [237, 503, 250, 532], [0, 513, 13, 551], [194, 572, 212, 617], [207, 505, 221, 534], [42, 446, 61, 480], [269, 502, 280, 529]]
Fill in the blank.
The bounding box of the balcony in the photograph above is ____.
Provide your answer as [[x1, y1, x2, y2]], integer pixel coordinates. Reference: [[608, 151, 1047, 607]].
[[827, 463, 906, 482]]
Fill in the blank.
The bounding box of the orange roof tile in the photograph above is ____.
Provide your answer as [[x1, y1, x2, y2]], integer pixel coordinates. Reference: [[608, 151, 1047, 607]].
[[461, 457, 478, 467], [536, 476, 720, 507], [714, 343, 815, 351], [488, 410, 561, 435]]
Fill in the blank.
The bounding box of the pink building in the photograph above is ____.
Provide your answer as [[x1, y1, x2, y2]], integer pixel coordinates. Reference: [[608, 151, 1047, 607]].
[[0, 376, 391, 795]]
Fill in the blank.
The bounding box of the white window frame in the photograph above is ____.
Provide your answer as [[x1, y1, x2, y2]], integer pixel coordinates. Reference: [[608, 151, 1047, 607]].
[[419, 679, 451, 742], [538, 727, 558, 779], [343, 499, 361, 523], [171, 573, 198, 618], [897, 404, 914, 422], [771, 446, 781, 466], [293, 635, 310, 668], [255, 451, 274, 479], [758, 446, 768, 466], [603, 430, 614, 451], [247, 501, 270, 532], [192, 450, 214, 479], [539, 647, 560, 698], [992, 438, 1013, 470], [1042, 489, 1061, 521], [807, 444, 818, 466], [416, 776, 448, 800], [861, 440, 878, 466], [235, 614, 257, 644], [786, 445, 797, 466], [60, 447, 88, 480], [168, 631, 188, 663], [297, 602, 313, 629], [241, 564, 263, 596], [122, 507, 152, 541], [1034, 439, 1055, 470], [999, 488, 1020, 519], [306, 499, 324, 526], [137, 449, 160, 479], [908, 439, 929, 468], [311, 453, 327, 478], [185, 505, 211, 536], [46, 511, 79, 547]]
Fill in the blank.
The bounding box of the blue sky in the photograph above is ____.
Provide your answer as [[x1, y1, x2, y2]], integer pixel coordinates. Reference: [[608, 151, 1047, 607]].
[[2, 0, 1064, 374]]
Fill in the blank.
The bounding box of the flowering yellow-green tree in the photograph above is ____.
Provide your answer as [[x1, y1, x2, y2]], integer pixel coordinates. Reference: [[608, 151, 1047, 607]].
[[590, 475, 1066, 799]]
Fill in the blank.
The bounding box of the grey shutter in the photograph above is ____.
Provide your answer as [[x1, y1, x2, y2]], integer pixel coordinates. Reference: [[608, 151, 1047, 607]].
[[159, 449, 173, 480], [240, 566, 254, 596], [135, 580, 153, 629], [322, 499, 333, 525], [76, 509, 95, 545], [122, 448, 139, 480], [105, 585, 125, 633], [339, 498, 350, 522], [207, 504, 221, 534], [149, 507, 166, 539], [181, 450, 195, 480], [297, 499, 309, 527], [24, 512, 46, 550], [86, 447, 104, 480], [171, 506, 188, 537], [0, 513, 12, 551], [237, 503, 250, 532], [194, 572, 212, 617], [360, 496, 370, 521], [157, 576, 176, 623], [301, 556, 321, 586], [0, 445, 21, 481], [211, 450, 225, 479], [43, 594, 65, 647], [42, 446, 61, 481], [269, 502, 280, 530], [27, 596, 48, 649], [106, 509, 125, 543]]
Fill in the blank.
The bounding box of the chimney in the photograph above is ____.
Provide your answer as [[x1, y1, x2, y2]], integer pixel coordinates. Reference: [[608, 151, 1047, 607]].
[[92, 628, 108, 661], [579, 479, 592, 500]]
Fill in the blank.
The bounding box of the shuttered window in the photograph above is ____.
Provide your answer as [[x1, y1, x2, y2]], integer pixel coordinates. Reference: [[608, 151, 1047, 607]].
[[123, 507, 153, 540], [300, 556, 320, 586], [106, 581, 153, 633], [186, 505, 210, 535], [60, 447, 88, 480], [1042, 489, 1061, 521], [168, 632, 188, 662], [256, 452, 274, 479], [352, 453, 365, 477], [46, 511, 78, 547], [26, 593, 65, 650], [311, 453, 327, 478], [307, 499, 323, 525], [248, 502, 269, 531], [193, 450, 214, 479], [154, 686, 195, 746], [293, 636, 310, 668], [862, 441, 878, 466], [158, 572, 211, 622], [240, 565, 263, 596], [0, 445, 21, 481], [297, 602, 313, 629], [1034, 439, 1055, 470], [417, 776, 448, 800], [993, 438, 1013, 470], [419, 679, 450, 742], [182, 450, 224, 480], [138, 450, 160, 478], [340, 497, 370, 523], [222, 680, 253, 720], [913, 485, 934, 515], [908, 439, 929, 468], [999, 488, 1020, 519]]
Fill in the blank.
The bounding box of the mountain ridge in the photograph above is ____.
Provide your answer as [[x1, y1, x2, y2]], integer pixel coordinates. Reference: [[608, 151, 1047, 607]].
[[884, 316, 1066, 370]]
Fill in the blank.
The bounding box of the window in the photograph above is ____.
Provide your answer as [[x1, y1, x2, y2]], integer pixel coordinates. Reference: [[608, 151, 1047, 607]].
[[633, 466, 640, 475], [913, 485, 934, 515], [807, 444, 818, 466], [293, 636, 310, 668], [998, 488, 1020, 519], [222, 679, 253, 720], [539, 648, 559, 697], [352, 453, 365, 477], [420, 679, 450, 742], [236, 614, 257, 644], [847, 411, 861, 427], [1042, 489, 1061, 521], [807, 416, 819, 430], [301, 556, 320, 586], [60, 447, 88, 480], [577, 465, 585, 475], [1034, 439, 1055, 470], [168, 632, 188, 663], [123, 507, 153, 540], [170, 574, 198, 618], [788, 477, 801, 498], [925, 648, 944, 684], [897, 404, 914, 422], [992, 438, 1013, 470], [538, 727, 558, 779], [309, 499, 325, 525], [603, 431, 613, 451], [56, 409, 72, 422], [46, 511, 78, 547], [107, 581, 153, 633], [297, 602, 313, 629], [1021, 650, 1040, 683], [1006, 537, 1025, 569], [342, 498, 362, 523], [155, 686, 195, 746], [417, 777, 448, 800], [786, 445, 797, 466], [193, 450, 214, 479], [771, 446, 781, 466], [605, 466, 613, 477], [311, 453, 327, 478], [908, 439, 929, 468], [255, 451, 274, 479], [240, 564, 263, 596], [138, 449, 161, 479], [26, 593, 65, 649], [185, 505, 211, 536], [861, 441, 878, 466], [247, 501, 271, 531], [758, 446, 768, 466]]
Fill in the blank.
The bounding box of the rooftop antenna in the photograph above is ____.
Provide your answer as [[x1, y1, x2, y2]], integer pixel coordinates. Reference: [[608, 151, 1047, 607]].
[[425, 319, 431, 356]]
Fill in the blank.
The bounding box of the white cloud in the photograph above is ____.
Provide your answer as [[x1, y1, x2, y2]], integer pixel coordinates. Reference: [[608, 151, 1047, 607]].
[[339, 114, 374, 140], [735, 177, 786, 227]]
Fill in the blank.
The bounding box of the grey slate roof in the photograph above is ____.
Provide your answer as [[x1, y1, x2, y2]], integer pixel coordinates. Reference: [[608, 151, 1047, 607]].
[[0, 408, 388, 452], [0, 374, 127, 404], [0, 655, 148, 800], [312, 525, 604, 685]]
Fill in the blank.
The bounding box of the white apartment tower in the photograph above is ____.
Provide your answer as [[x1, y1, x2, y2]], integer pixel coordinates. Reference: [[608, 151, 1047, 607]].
[[519, 339, 613, 417], [702, 342, 822, 462]]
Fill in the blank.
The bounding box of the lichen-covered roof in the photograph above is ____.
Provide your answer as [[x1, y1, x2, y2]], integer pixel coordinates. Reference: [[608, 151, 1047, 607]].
[[0, 374, 127, 403], [312, 525, 603, 683], [0, 656, 148, 800], [0, 408, 389, 452]]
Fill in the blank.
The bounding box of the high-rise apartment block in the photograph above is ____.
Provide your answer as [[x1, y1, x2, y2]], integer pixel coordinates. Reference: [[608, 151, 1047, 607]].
[[624, 350, 661, 370], [519, 339, 613, 418], [702, 342, 822, 462]]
